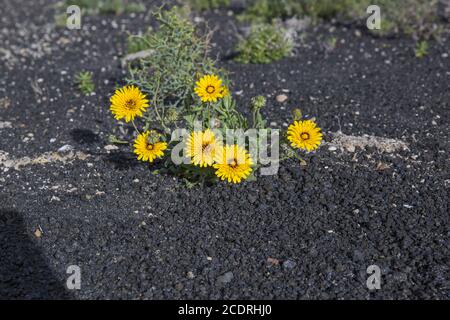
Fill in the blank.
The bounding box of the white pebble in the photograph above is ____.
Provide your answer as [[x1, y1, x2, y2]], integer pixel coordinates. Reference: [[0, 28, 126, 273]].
[[57, 144, 74, 154], [104, 145, 119, 152]]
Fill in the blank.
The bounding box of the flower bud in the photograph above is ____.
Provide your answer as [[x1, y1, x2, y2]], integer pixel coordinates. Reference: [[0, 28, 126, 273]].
[[292, 108, 302, 121], [251, 95, 266, 111], [146, 130, 161, 145], [166, 107, 179, 122]]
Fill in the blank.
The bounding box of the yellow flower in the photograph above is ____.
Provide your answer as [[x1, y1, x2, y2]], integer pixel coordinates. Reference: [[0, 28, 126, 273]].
[[185, 129, 221, 167], [134, 131, 167, 163], [194, 74, 224, 103], [287, 120, 323, 152], [110, 85, 149, 122], [213, 144, 253, 184]]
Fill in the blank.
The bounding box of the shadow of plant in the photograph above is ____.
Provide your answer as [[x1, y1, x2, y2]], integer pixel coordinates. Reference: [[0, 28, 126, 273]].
[[70, 128, 100, 145], [102, 151, 141, 170]]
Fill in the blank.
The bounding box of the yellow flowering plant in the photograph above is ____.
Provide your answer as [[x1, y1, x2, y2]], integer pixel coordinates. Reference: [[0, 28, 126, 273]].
[[107, 75, 323, 185], [106, 7, 323, 186]]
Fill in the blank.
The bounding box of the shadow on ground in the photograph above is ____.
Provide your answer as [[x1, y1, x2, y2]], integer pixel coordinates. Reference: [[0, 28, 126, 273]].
[[70, 128, 100, 145], [0, 208, 72, 299], [102, 151, 142, 170]]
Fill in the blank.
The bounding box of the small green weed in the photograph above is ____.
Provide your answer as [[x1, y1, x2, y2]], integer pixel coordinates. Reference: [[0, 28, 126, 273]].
[[235, 24, 293, 64], [415, 41, 429, 58], [74, 71, 95, 95], [324, 36, 337, 51], [54, 13, 67, 28]]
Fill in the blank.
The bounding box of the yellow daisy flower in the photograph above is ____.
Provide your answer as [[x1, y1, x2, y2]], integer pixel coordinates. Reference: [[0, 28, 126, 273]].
[[213, 144, 253, 184], [185, 129, 221, 167], [287, 120, 323, 152], [110, 85, 149, 122], [134, 131, 167, 163], [194, 74, 224, 103]]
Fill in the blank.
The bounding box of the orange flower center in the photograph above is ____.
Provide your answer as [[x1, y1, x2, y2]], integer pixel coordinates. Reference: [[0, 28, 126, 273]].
[[125, 99, 137, 110], [146, 144, 154, 151], [300, 132, 310, 140], [206, 85, 216, 94]]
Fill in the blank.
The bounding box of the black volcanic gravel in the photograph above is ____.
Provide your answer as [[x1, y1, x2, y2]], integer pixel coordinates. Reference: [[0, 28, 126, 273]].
[[0, 0, 449, 299]]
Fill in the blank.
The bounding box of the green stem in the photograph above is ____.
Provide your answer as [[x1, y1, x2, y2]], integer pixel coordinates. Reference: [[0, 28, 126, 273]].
[[152, 75, 167, 131], [109, 136, 130, 145], [132, 120, 141, 135], [207, 102, 211, 128], [292, 152, 307, 165]]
